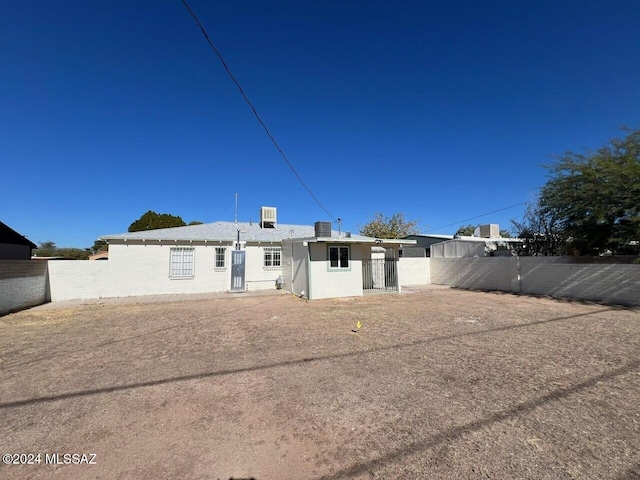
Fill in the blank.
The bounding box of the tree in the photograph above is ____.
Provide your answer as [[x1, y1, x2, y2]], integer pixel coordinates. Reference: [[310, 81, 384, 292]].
[[57, 248, 90, 260], [359, 212, 419, 239], [91, 240, 108, 252], [511, 201, 566, 256], [455, 225, 476, 236], [539, 128, 640, 255], [188, 221, 204, 225], [128, 211, 187, 232], [499, 229, 512, 238], [34, 241, 57, 257]]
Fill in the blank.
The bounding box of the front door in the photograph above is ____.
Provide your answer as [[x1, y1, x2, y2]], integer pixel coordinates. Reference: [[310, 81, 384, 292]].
[[230, 250, 246, 292]]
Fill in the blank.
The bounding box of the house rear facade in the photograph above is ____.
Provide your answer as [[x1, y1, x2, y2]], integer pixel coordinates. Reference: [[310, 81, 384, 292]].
[[99, 218, 331, 297]]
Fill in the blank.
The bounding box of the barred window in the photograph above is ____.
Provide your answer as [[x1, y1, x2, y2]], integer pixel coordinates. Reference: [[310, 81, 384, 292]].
[[264, 247, 281, 268], [215, 247, 226, 269], [170, 248, 194, 278]]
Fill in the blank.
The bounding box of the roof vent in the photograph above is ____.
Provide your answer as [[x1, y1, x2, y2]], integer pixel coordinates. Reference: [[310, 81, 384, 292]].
[[314, 221, 332, 238], [260, 206, 277, 229]]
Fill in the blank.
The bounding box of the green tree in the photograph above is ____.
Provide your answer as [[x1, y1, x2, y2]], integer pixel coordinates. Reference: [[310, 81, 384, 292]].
[[540, 128, 640, 255], [359, 212, 419, 239], [499, 229, 511, 238], [57, 248, 90, 260], [455, 225, 476, 236], [188, 221, 204, 225], [34, 241, 57, 257], [91, 240, 108, 252], [128, 211, 187, 232]]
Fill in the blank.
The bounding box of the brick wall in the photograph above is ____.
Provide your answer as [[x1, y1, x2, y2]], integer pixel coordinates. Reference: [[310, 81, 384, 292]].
[[0, 260, 48, 315]]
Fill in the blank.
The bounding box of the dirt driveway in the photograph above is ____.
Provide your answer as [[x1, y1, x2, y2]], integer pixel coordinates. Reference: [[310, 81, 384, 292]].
[[1, 288, 639, 479]]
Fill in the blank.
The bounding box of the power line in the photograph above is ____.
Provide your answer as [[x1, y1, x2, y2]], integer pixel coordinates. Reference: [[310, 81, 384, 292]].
[[181, 0, 337, 222], [426, 202, 528, 233]]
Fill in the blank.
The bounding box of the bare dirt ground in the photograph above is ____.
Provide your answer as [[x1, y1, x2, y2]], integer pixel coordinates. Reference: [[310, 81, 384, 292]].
[[1, 287, 639, 480]]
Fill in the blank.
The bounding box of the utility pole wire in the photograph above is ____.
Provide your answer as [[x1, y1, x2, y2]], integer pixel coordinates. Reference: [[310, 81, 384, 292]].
[[426, 202, 528, 233], [181, 0, 337, 222]]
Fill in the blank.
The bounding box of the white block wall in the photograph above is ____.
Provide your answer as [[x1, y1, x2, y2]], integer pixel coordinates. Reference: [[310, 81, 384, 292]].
[[0, 260, 48, 314], [520, 258, 640, 306], [398, 257, 430, 285], [431, 256, 640, 306], [430, 257, 519, 292], [47, 261, 109, 301], [244, 244, 283, 291], [105, 243, 231, 297], [45, 242, 284, 302]]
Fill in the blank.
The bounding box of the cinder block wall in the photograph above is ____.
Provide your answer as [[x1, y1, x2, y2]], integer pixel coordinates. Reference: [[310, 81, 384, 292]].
[[398, 257, 430, 285], [520, 258, 640, 306], [47, 261, 109, 301], [431, 256, 640, 306], [0, 260, 48, 315], [430, 258, 519, 292]]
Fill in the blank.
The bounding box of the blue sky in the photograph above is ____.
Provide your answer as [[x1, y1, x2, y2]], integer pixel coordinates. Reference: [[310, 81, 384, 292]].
[[2, 1, 639, 248]]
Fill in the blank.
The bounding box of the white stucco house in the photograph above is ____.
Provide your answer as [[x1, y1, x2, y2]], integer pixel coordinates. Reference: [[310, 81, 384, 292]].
[[282, 236, 414, 300], [80, 208, 417, 301]]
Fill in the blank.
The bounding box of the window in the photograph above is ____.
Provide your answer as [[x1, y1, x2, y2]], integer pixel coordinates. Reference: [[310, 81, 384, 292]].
[[329, 246, 349, 269], [264, 247, 281, 268], [170, 247, 194, 278], [215, 247, 226, 269]]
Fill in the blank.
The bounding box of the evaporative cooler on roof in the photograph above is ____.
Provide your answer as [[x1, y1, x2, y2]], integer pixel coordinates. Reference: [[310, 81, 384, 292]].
[[260, 207, 277, 229]]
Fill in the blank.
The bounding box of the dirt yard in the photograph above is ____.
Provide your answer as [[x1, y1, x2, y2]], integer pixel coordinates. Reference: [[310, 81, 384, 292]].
[[1, 287, 639, 479]]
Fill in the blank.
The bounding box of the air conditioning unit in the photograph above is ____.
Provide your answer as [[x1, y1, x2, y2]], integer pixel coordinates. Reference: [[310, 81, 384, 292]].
[[260, 206, 277, 229], [314, 221, 332, 237]]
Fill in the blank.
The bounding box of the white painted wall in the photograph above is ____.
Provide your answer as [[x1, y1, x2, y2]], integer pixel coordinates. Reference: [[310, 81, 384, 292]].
[[291, 242, 308, 297], [398, 257, 430, 285], [431, 256, 640, 306], [44, 241, 284, 301], [519, 257, 640, 306], [308, 243, 365, 300], [105, 243, 231, 297], [281, 240, 310, 297], [281, 241, 293, 293], [0, 260, 48, 314], [244, 244, 283, 291], [430, 258, 519, 292], [48, 261, 109, 301]]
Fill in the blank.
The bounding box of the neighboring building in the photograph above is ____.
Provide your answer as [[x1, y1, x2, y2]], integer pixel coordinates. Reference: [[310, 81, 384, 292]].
[[0, 221, 37, 260], [431, 224, 523, 258], [88, 251, 109, 261], [97, 209, 416, 299], [403, 234, 454, 256]]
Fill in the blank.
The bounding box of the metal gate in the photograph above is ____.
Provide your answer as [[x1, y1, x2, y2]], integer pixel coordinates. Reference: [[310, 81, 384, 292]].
[[230, 250, 246, 292], [362, 258, 398, 292]]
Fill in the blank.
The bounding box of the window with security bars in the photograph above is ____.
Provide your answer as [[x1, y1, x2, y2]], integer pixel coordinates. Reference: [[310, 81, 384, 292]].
[[264, 247, 281, 268], [215, 247, 226, 269], [170, 248, 194, 278]]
